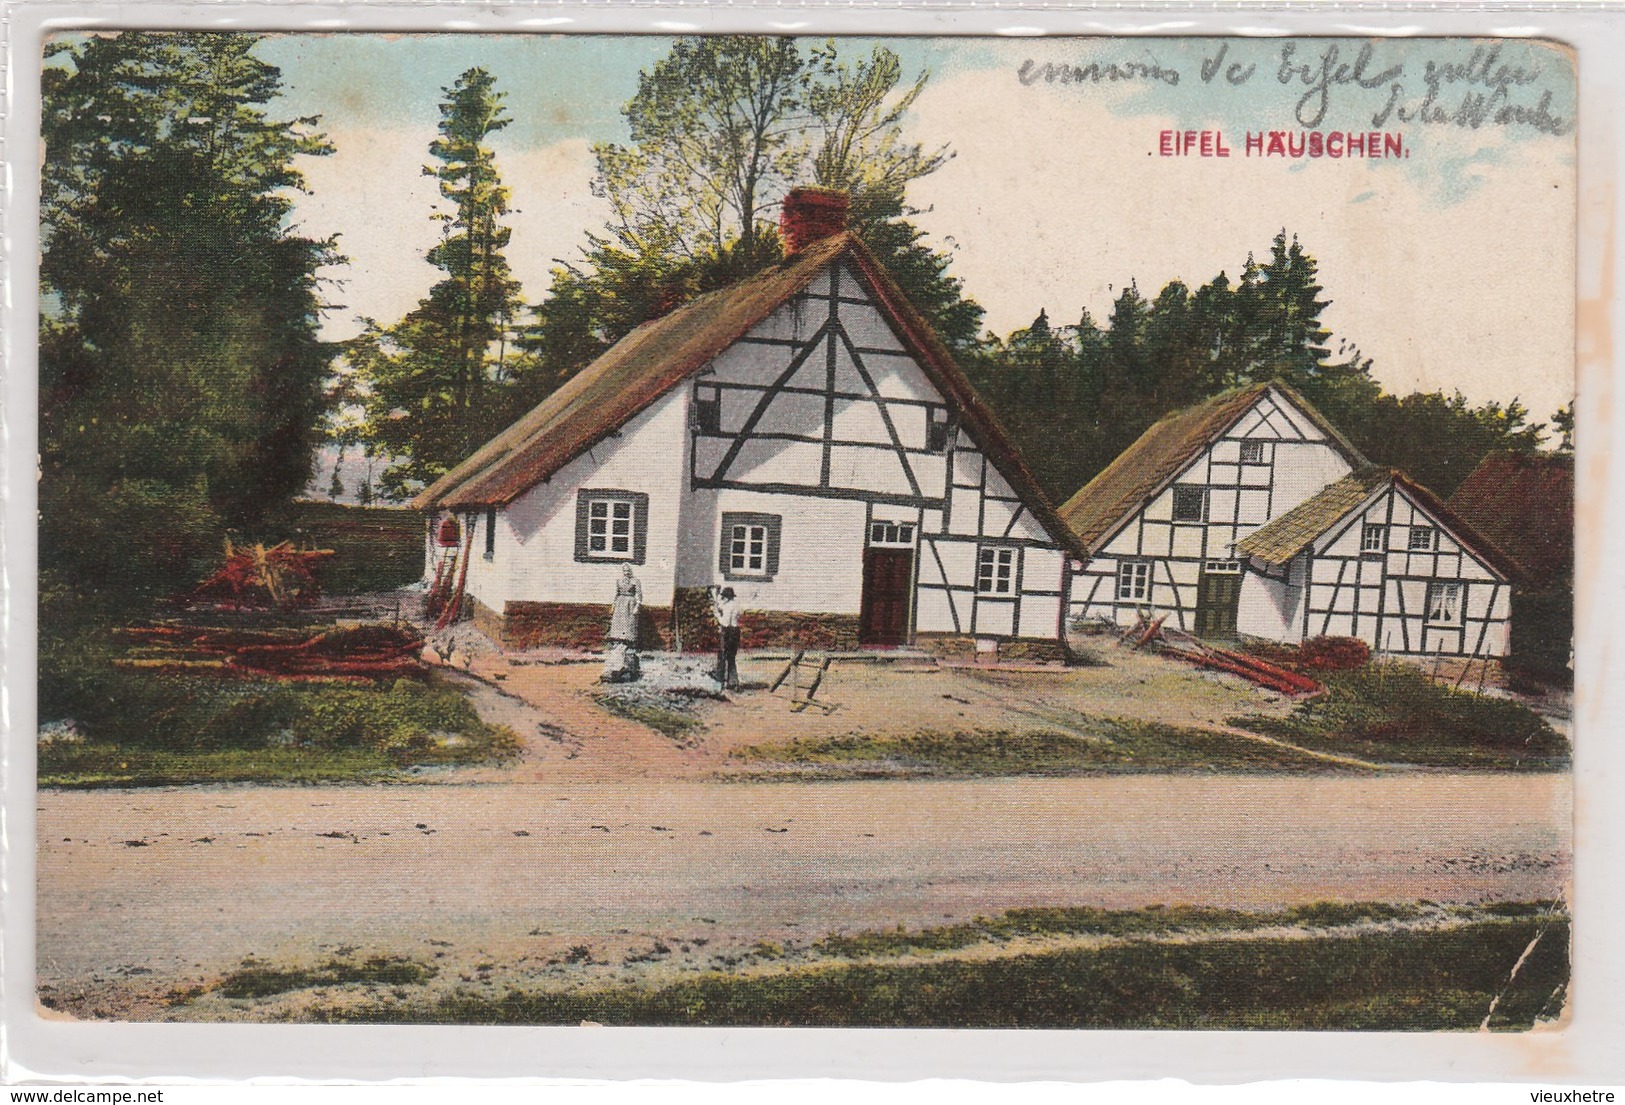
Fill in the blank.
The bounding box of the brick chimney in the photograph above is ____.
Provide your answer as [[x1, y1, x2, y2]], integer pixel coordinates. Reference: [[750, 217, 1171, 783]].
[[780, 187, 850, 255]]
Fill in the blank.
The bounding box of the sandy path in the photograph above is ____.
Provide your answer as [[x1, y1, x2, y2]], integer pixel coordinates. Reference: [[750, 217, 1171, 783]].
[[439, 646, 1307, 783], [36, 772, 1569, 1017]]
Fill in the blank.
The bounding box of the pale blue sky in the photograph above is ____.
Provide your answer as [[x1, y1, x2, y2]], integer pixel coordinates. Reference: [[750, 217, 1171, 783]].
[[106, 33, 1581, 417], [257, 33, 1574, 203]]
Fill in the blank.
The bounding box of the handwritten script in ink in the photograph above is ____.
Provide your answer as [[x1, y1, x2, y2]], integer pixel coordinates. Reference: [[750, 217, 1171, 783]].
[[1017, 40, 1572, 137]]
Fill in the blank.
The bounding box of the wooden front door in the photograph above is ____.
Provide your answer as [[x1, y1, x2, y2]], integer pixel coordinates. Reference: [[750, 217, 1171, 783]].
[[1195, 566, 1243, 640], [859, 548, 913, 646]]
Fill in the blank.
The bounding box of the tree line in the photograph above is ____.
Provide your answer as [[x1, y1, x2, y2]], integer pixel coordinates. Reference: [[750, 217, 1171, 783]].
[[38, 32, 1562, 613], [963, 233, 1552, 504]]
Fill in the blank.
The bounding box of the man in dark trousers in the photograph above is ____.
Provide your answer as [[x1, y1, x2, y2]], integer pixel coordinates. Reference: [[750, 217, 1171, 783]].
[[710, 585, 742, 690]]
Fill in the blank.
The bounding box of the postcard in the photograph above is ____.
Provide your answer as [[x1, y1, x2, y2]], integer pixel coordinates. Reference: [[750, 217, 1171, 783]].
[[9, 18, 1604, 1080]]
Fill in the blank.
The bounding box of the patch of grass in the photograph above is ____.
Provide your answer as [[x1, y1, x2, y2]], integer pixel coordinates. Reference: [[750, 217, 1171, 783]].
[[322, 915, 1567, 1030], [39, 644, 521, 787], [731, 721, 1342, 779], [217, 956, 434, 1000], [592, 695, 702, 740], [1231, 662, 1569, 770], [811, 901, 1426, 958], [37, 744, 396, 788]]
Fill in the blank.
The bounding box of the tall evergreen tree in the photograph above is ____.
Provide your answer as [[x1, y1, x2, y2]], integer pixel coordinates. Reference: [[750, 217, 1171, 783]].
[[40, 32, 338, 601], [359, 68, 524, 492], [966, 230, 1546, 503]]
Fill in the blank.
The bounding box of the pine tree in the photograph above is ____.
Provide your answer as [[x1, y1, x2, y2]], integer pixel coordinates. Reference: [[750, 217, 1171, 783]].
[[361, 68, 525, 491]]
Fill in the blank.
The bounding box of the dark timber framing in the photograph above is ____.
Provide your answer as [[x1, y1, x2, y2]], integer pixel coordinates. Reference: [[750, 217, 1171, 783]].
[[688, 257, 1070, 646], [1071, 388, 1337, 634], [1272, 479, 1510, 658]]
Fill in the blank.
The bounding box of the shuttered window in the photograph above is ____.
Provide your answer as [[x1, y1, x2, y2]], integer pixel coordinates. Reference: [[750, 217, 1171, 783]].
[[574, 490, 649, 564], [719, 512, 781, 580]]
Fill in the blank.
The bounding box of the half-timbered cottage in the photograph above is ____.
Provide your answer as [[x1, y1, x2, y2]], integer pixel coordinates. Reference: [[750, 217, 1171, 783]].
[[1234, 467, 1517, 658], [1059, 383, 1367, 637], [414, 188, 1082, 657]]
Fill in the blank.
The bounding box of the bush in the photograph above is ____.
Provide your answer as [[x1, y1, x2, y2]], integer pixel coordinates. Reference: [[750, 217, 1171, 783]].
[[1297, 636, 1371, 671]]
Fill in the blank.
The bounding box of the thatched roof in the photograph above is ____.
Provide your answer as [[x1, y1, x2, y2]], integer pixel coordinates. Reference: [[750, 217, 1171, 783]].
[[1056, 382, 1366, 555], [1234, 468, 1391, 565], [1448, 451, 1573, 579], [415, 233, 1084, 559], [1236, 466, 1521, 581]]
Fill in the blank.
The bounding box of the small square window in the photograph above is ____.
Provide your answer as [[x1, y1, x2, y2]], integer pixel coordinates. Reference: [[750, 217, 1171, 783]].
[[1117, 560, 1151, 601], [976, 547, 1016, 594], [1408, 526, 1437, 552], [1239, 440, 1266, 464], [1426, 582, 1461, 623], [927, 408, 951, 452], [1172, 486, 1208, 523], [1362, 524, 1386, 554]]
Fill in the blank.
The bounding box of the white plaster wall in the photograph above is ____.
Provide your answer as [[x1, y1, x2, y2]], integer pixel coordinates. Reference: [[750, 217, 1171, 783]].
[[1263, 441, 1355, 522], [1237, 560, 1306, 641], [676, 485, 867, 613], [489, 385, 691, 608]]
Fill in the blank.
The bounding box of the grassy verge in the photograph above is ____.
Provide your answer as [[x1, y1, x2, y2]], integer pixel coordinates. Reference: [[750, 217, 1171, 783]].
[[216, 956, 435, 999], [40, 630, 520, 787], [1231, 662, 1569, 771], [730, 720, 1348, 779], [319, 912, 1568, 1029], [809, 901, 1431, 958], [37, 745, 398, 788]]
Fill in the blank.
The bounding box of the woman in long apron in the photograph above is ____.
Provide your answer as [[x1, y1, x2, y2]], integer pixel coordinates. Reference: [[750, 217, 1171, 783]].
[[602, 565, 643, 682]]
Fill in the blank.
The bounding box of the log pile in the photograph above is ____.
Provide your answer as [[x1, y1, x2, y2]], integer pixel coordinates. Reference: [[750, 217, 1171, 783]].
[[1121, 615, 1324, 697], [117, 623, 426, 683]]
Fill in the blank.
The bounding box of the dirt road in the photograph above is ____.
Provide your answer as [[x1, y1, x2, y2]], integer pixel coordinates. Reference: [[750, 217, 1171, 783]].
[[35, 772, 1569, 1019]]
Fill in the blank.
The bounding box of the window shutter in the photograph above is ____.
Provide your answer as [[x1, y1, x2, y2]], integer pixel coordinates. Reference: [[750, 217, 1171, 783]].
[[632, 494, 649, 565], [765, 516, 781, 577], [573, 493, 592, 563]]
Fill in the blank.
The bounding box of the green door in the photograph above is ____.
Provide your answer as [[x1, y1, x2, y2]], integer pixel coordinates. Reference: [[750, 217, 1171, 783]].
[[1196, 565, 1243, 640]]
